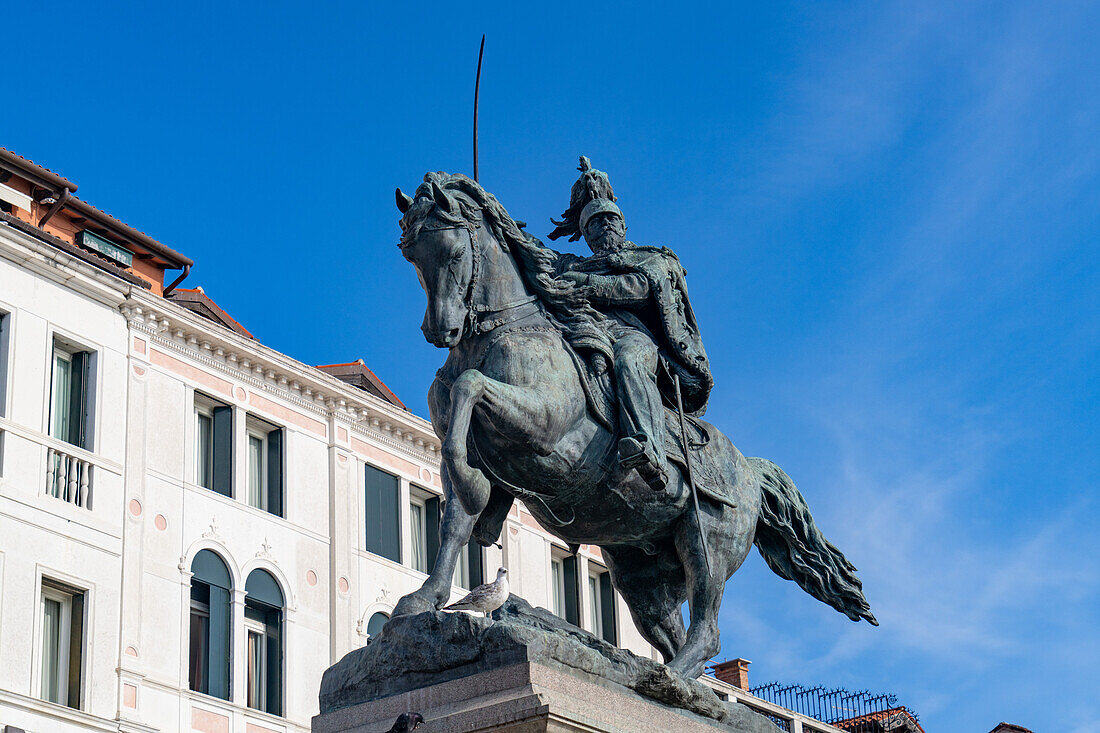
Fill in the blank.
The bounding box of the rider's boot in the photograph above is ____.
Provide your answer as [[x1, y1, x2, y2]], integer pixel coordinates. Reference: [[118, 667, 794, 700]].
[[618, 434, 669, 492]]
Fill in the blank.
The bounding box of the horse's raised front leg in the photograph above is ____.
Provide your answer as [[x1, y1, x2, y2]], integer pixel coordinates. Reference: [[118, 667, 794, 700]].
[[442, 368, 574, 516], [392, 479, 477, 616]]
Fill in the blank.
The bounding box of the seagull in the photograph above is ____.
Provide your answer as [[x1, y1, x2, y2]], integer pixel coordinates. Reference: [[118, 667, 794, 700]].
[[443, 567, 509, 618], [386, 712, 424, 732]]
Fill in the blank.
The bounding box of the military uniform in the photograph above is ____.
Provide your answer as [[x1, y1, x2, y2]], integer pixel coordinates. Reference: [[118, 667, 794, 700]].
[[553, 191, 712, 490]]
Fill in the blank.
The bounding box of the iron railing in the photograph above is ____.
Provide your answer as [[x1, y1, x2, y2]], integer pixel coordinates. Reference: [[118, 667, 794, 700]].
[[749, 683, 921, 732]]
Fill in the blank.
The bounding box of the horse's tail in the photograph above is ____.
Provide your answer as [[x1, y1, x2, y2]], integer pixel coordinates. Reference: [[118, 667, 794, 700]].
[[748, 457, 878, 625]]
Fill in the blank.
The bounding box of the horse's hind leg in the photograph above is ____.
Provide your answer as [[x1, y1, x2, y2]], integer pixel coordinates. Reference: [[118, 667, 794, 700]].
[[667, 505, 725, 678], [603, 545, 687, 663]]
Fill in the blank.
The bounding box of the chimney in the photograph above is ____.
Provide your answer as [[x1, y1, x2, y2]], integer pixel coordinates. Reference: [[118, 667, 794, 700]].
[[711, 658, 751, 690]]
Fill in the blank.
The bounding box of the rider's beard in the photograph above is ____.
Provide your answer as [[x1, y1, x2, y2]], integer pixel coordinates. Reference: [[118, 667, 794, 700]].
[[590, 230, 626, 254]]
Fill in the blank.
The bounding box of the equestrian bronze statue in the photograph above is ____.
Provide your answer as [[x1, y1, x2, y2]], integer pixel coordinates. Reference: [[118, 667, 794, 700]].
[[391, 160, 876, 680]]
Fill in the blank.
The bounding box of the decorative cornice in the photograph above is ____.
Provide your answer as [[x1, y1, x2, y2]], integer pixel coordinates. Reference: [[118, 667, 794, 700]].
[[121, 292, 442, 465], [0, 221, 132, 308]]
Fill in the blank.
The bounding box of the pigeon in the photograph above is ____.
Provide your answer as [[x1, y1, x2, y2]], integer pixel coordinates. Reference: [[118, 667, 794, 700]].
[[443, 567, 509, 618], [386, 712, 424, 732]]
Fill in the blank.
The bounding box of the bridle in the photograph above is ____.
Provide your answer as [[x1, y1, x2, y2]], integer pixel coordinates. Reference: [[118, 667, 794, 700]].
[[415, 221, 538, 339]]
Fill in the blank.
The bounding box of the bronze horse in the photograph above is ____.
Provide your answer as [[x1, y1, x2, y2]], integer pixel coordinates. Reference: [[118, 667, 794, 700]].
[[391, 172, 876, 679]]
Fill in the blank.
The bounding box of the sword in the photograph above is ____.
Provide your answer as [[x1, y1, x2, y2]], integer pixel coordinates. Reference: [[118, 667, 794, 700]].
[[674, 373, 711, 574]]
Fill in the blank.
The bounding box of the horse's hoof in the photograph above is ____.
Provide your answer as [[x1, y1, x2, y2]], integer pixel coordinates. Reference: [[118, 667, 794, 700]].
[[392, 592, 438, 617]]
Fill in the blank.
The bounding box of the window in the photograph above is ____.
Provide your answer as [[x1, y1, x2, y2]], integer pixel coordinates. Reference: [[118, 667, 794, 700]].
[[409, 501, 427, 572], [189, 550, 232, 701], [366, 611, 389, 641], [454, 544, 470, 589], [245, 569, 283, 717], [246, 416, 283, 516], [364, 465, 401, 562], [550, 558, 566, 618], [588, 575, 602, 638], [409, 488, 448, 574], [40, 580, 84, 708], [589, 568, 617, 645], [195, 394, 232, 497], [0, 310, 10, 417], [49, 338, 94, 450], [552, 553, 581, 626], [454, 540, 484, 590]]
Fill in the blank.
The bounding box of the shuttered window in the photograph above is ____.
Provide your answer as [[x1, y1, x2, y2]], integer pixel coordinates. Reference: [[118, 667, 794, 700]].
[[365, 465, 401, 562], [40, 580, 84, 709], [246, 417, 284, 517], [195, 394, 233, 497], [589, 568, 617, 645], [0, 310, 9, 418], [50, 339, 93, 450], [409, 501, 427, 572], [245, 569, 283, 717], [189, 550, 232, 701], [413, 490, 481, 589], [562, 555, 581, 627]]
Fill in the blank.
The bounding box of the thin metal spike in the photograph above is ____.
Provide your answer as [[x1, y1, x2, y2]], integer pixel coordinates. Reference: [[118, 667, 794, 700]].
[[473, 34, 485, 182]]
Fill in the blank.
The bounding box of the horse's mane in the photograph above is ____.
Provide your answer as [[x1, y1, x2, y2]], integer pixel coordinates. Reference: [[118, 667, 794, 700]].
[[399, 172, 613, 363]]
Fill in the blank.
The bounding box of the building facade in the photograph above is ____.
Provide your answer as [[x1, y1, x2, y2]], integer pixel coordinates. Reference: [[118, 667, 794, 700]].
[[0, 149, 654, 733]]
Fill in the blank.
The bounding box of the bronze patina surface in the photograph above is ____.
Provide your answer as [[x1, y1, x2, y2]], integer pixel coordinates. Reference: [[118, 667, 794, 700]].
[[388, 161, 876, 683]]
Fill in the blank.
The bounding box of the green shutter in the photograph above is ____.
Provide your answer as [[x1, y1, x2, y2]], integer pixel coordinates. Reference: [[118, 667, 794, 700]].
[[68, 351, 88, 448], [267, 428, 283, 517], [468, 541, 484, 588], [67, 592, 84, 708], [365, 466, 401, 562], [599, 572, 617, 644], [563, 555, 580, 627], [208, 584, 231, 700], [265, 609, 282, 716], [211, 406, 233, 497], [425, 496, 441, 573]]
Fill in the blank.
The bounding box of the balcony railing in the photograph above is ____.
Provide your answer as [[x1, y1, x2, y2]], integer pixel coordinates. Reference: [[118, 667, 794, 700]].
[[45, 446, 93, 509], [699, 676, 846, 733]]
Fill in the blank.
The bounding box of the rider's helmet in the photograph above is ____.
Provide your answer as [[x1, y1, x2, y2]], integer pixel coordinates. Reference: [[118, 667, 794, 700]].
[[549, 156, 618, 242]]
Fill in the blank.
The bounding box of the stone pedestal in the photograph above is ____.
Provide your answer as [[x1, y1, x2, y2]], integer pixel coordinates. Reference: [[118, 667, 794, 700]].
[[314, 596, 777, 733], [314, 658, 773, 733]]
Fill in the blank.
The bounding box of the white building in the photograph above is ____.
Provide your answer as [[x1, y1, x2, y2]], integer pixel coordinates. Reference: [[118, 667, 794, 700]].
[[0, 148, 655, 733]]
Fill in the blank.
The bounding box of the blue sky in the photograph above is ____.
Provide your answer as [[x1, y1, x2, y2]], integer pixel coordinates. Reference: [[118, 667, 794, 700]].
[[5, 2, 1098, 730]]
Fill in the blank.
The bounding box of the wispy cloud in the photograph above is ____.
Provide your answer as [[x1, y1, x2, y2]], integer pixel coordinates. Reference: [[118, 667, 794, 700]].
[[719, 1, 1100, 728]]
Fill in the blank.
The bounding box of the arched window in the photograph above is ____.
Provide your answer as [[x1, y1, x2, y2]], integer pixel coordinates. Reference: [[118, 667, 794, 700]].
[[244, 569, 284, 716], [190, 550, 232, 700], [366, 611, 390, 640]]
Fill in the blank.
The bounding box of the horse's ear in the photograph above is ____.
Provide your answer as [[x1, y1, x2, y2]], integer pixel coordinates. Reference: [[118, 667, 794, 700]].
[[395, 187, 413, 213], [431, 181, 454, 214]]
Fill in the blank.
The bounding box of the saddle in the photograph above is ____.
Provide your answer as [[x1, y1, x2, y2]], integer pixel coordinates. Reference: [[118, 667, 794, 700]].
[[560, 339, 736, 509]]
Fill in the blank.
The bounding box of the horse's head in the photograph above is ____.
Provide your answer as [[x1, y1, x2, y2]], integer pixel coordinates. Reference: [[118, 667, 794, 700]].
[[397, 175, 482, 348]]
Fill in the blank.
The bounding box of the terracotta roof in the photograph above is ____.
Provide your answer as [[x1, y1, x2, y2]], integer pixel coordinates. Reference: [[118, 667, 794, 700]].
[[0, 146, 77, 191], [166, 288, 253, 338], [989, 724, 1034, 733], [315, 360, 407, 409], [67, 195, 193, 268], [834, 707, 925, 733], [0, 145, 192, 269]]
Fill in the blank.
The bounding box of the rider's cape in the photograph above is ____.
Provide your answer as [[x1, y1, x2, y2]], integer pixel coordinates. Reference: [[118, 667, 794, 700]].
[[565, 244, 713, 415]]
